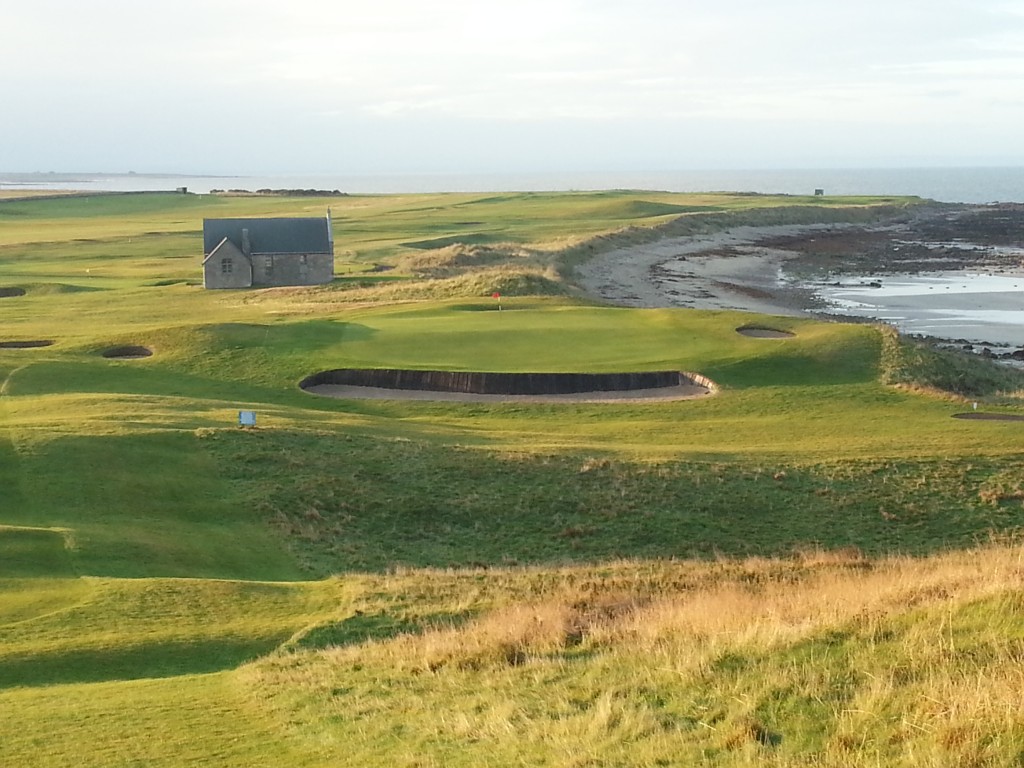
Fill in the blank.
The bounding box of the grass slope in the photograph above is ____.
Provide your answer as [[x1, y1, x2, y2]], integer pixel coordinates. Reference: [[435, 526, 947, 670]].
[[0, 578, 339, 688], [0, 672, 320, 767], [241, 545, 1024, 768]]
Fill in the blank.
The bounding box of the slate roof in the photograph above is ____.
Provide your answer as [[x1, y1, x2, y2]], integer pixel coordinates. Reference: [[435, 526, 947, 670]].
[[202, 217, 332, 256]]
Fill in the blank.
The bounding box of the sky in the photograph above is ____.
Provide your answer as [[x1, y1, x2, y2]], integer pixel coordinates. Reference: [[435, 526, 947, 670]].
[[2, 0, 1023, 175]]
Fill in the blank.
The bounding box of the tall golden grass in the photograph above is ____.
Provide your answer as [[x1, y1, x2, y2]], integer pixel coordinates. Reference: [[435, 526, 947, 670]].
[[245, 543, 1024, 765]]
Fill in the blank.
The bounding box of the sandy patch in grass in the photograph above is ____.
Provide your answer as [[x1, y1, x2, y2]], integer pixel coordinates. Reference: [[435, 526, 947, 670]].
[[952, 412, 1024, 422], [0, 340, 54, 349], [736, 326, 795, 339], [101, 345, 154, 360]]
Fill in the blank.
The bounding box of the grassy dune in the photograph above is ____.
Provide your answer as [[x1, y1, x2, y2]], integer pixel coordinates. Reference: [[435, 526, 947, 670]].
[[2, 191, 1023, 765]]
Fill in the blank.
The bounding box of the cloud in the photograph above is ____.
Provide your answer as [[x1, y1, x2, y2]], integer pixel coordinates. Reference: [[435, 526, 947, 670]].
[[2, 0, 1023, 172]]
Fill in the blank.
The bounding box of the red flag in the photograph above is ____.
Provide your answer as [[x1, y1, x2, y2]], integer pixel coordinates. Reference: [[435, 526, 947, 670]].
[[492, 292, 501, 299]]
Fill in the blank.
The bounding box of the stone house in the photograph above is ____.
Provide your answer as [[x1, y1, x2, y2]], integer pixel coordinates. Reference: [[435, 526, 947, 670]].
[[202, 214, 334, 289]]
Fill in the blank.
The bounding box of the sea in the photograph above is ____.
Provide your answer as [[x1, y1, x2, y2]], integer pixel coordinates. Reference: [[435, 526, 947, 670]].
[[1, 166, 1023, 204], [815, 272, 1024, 352]]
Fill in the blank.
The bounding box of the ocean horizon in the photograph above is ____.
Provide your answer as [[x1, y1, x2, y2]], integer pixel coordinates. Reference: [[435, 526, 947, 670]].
[[2, 167, 1022, 204]]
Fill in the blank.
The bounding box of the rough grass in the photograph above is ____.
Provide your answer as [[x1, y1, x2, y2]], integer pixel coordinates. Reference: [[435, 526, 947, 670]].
[[5, 544, 1024, 767], [880, 325, 1024, 398], [239, 543, 1024, 768], [208, 428, 1024, 576]]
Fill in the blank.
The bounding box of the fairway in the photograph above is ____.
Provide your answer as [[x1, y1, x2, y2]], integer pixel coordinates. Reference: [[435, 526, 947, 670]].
[[2, 191, 1023, 766]]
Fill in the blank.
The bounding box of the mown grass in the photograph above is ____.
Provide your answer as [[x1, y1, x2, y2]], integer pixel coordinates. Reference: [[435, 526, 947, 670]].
[[4, 302, 1020, 461], [0, 672, 319, 767], [0, 577, 341, 688], [2, 190, 1023, 766], [0, 526, 76, 577]]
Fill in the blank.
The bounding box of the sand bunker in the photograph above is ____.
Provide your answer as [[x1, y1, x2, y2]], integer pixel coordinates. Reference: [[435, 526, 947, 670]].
[[952, 412, 1024, 422], [0, 287, 26, 298], [736, 326, 795, 339], [101, 345, 153, 359], [0, 340, 53, 349], [301, 369, 715, 403]]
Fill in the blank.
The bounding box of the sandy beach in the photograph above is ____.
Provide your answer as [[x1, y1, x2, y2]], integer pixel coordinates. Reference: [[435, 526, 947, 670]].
[[573, 208, 1024, 352], [573, 224, 845, 316]]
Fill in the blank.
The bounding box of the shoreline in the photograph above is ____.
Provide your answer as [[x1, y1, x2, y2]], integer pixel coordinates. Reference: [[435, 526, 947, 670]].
[[572, 208, 1024, 351], [5, 168, 1023, 203], [573, 223, 848, 317]]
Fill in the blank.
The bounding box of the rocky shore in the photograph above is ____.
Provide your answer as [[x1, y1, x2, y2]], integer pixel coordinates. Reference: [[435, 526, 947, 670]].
[[573, 204, 1024, 355]]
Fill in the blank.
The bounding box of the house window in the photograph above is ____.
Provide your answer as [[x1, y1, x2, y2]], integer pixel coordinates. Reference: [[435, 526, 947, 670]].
[[264, 256, 274, 276], [300, 254, 308, 266], [221, 258, 233, 274]]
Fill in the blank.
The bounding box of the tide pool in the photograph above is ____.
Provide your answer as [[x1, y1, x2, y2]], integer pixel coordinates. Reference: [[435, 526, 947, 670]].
[[813, 271, 1024, 347]]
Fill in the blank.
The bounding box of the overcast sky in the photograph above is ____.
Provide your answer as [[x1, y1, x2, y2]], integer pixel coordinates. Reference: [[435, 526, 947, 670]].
[[2, 0, 1022, 174]]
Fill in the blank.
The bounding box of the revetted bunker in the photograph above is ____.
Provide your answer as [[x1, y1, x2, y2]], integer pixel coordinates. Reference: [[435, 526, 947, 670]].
[[101, 345, 153, 360], [300, 368, 707, 396], [736, 326, 795, 339], [0, 287, 26, 298], [0, 340, 54, 349], [952, 412, 1024, 422]]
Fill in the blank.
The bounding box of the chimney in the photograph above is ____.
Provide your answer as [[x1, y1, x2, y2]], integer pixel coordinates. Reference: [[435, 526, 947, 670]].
[[326, 208, 334, 254], [241, 228, 251, 256]]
